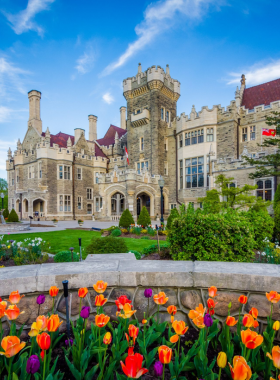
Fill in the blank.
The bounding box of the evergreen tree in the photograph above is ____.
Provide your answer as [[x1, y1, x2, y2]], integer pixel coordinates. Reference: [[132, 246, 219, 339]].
[[7, 209, 19, 222], [137, 206, 151, 227], [166, 208, 179, 230], [274, 204, 280, 243], [244, 111, 280, 181], [274, 184, 280, 210], [119, 209, 134, 228], [2, 208, 9, 219]]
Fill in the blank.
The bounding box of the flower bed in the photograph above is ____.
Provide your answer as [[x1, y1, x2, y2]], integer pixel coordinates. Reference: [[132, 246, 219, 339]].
[[1, 280, 280, 379]]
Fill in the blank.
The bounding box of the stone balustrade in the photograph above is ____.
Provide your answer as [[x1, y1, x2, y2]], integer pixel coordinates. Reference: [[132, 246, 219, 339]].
[[1, 254, 280, 338]]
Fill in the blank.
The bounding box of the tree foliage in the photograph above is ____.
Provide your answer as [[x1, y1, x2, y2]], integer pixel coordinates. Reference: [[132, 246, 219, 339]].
[[0, 178, 8, 194], [244, 111, 280, 178], [137, 206, 151, 227], [274, 204, 280, 243], [7, 208, 19, 222], [166, 207, 179, 230], [119, 209, 134, 228], [2, 208, 9, 219], [274, 184, 280, 210]]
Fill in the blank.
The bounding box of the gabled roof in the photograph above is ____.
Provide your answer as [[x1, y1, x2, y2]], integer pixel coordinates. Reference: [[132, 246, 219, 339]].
[[241, 78, 280, 110], [96, 124, 127, 147], [41, 131, 108, 158]]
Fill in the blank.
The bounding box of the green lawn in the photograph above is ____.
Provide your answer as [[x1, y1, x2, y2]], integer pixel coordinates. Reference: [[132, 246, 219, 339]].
[[2, 230, 166, 254]]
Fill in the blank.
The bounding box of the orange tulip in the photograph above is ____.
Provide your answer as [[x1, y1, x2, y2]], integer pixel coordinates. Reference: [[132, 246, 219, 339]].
[[49, 286, 59, 297], [188, 303, 205, 328], [207, 298, 217, 310], [208, 286, 218, 297], [167, 305, 177, 315], [95, 314, 110, 328], [253, 320, 259, 328], [241, 329, 263, 349], [78, 287, 88, 298], [229, 356, 252, 380], [172, 320, 188, 335], [267, 346, 280, 370], [266, 291, 280, 304], [158, 345, 172, 364], [47, 314, 63, 332], [170, 334, 179, 343], [242, 314, 255, 328], [226, 316, 238, 327], [93, 280, 107, 294], [6, 291, 24, 305], [116, 303, 137, 319], [142, 319, 147, 324], [0, 301, 7, 318], [0, 336, 26, 358], [95, 294, 108, 307], [37, 333, 51, 351], [249, 307, 258, 319], [121, 352, 148, 378], [4, 305, 24, 320], [29, 315, 48, 336], [126, 324, 139, 344], [238, 295, 248, 305], [103, 332, 112, 345], [153, 292, 168, 305]]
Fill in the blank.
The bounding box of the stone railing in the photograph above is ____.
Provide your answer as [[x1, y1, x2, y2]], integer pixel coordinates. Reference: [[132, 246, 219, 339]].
[[1, 254, 280, 339]]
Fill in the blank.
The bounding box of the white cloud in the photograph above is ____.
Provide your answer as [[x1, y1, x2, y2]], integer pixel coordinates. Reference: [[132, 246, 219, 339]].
[[75, 51, 95, 74], [0, 57, 30, 98], [102, 92, 114, 104], [0, 106, 28, 123], [227, 60, 280, 86], [4, 0, 55, 36], [102, 0, 221, 75], [0, 139, 17, 172]]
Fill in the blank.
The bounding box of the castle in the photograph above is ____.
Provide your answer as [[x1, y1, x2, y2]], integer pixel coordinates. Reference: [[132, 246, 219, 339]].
[[6, 64, 280, 221]]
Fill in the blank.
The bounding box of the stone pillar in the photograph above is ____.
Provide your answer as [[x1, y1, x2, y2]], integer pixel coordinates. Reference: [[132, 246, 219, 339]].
[[28, 90, 42, 134], [74, 128, 85, 144], [120, 107, 126, 130], [88, 115, 97, 141]]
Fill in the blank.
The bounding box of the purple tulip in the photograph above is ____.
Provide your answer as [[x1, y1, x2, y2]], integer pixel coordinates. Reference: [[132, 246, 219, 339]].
[[26, 355, 40, 374], [154, 361, 163, 377], [144, 288, 153, 298], [65, 339, 73, 346], [80, 306, 90, 319], [204, 313, 213, 327], [36, 294, 45, 305]]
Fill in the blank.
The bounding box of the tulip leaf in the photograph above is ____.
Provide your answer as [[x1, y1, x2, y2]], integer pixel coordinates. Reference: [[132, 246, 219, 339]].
[[84, 363, 99, 380], [253, 362, 266, 373], [12, 373, 19, 380], [65, 355, 82, 380]]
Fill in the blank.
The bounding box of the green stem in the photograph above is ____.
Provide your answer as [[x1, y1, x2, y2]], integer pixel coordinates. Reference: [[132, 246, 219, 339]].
[[100, 346, 107, 380], [8, 358, 13, 380], [218, 367, 222, 380], [147, 298, 149, 319], [82, 318, 87, 352], [157, 305, 159, 325], [237, 305, 242, 336], [99, 328, 101, 348], [270, 304, 273, 325], [177, 337, 180, 356], [42, 351, 46, 380], [162, 363, 165, 380], [52, 298, 55, 314], [79, 298, 82, 315], [38, 304, 41, 317], [29, 337, 34, 356]]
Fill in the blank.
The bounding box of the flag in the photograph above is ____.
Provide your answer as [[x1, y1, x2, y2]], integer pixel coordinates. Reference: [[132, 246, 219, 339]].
[[125, 146, 129, 165], [262, 128, 276, 136]]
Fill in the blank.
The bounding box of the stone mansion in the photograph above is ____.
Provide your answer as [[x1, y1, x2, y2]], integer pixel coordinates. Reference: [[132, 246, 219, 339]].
[[6, 64, 280, 221]]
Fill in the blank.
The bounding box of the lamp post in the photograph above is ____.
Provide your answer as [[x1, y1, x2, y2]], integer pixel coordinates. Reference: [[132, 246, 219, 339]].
[[158, 176, 165, 225], [0, 193, 4, 211]]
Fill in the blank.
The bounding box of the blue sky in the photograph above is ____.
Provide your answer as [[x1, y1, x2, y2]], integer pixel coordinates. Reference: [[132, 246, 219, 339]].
[[1, 0, 280, 179]]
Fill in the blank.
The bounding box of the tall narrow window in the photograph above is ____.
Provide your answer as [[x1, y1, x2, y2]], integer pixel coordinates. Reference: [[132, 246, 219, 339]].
[[64, 166, 70, 180], [185, 133, 190, 146], [164, 162, 168, 175], [39, 162, 42, 179], [87, 204, 92, 214], [250, 126, 256, 140], [198, 129, 204, 143], [166, 110, 170, 123], [185, 156, 204, 188], [59, 195, 63, 211], [242, 128, 248, 142], [179, 160, 183, 189], [59, 166, 63, 179], [64, 195, 71, 211], [179, 134, 183, 148], [95, 172, 99, 184], [161, 108, 164, 120], [77, 196, 82, 210], [207, 128, 214, 142], [140, 137, 144, 151], [77, 168, 82, 180], [31, 166, 35, 178], [87, 188, 92, 200], [16, 169, 19, 183], [137, 163, 140, 174], [28, 167, 31, 179], [191, 131, 197, 144]]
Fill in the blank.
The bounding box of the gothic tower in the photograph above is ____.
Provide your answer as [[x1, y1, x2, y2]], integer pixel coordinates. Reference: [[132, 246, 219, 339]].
[[123, 64, 180, 176]]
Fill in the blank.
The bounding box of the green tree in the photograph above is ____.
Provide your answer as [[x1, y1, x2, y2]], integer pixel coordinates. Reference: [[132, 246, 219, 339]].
[[244, 111, 280, 181], [200, 189, 221, 214], [274, 184, 280, 210], [137, 206, 151, 227], [3, 208, 9, 219], [119, 209, 134, 228], [199, 174, 270, 210], [0, 178, 8, 194], [7, 209, 19, 222], [166, 208, 179, 230], [274, 204, 280, 243]]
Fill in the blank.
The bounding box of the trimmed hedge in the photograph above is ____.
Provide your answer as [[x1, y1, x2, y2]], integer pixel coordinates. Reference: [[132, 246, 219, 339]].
[[119, 209, 134, 228], [85, 236, 128, 254], [7, 208, 19, 222], [137, 206, 151, 227], [54, 250, 79, 263]]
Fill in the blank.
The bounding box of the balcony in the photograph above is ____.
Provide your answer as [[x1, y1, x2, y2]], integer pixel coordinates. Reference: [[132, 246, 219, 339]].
[[131, 109, 150, 127]]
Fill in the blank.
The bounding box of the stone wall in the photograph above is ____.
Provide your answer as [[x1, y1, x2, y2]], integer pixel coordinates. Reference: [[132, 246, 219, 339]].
[[1, 257, 280, 339]]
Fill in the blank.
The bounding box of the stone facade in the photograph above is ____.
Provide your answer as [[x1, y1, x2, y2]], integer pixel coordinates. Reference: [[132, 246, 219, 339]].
[[6, 66, 280, 220]]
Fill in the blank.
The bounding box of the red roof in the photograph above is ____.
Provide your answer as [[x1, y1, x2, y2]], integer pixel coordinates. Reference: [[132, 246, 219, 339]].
[[41, 131, 108, 158], [241, 78, 280, 110], [96, 124, 127, 146]]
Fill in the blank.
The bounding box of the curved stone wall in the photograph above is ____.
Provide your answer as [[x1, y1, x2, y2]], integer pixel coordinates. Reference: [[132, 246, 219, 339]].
[[1, 255, 280, 338]]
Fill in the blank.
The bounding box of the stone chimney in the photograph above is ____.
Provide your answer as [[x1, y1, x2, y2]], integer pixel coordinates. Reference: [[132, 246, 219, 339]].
[[120, 106, 126, 129], [28, 90, 42, 134], [88, 115, 97, 141], [74, 128, 85, 144]]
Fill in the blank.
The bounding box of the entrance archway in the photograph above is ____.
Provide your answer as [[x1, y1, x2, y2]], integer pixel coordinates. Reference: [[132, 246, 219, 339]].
[[111, 192, 125, 216], [33, 199, 45, 218], [136, 192, 150, 216]]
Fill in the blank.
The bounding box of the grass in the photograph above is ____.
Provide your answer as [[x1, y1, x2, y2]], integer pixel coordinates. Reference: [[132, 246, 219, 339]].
[[1, 230, 167, 254]]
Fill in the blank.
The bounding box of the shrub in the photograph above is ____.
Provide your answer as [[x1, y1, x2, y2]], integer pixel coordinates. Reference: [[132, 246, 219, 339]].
[[133, 227, 142, 235], [2, 207, 9, 219], [129, 250, 142, 260], [242, 209, 274, 250], [100, 226, 118, 236], [137, 206, 151, 227], [140, 236, 150, 240], [274, 204, 280, 243], [85, 236, 128, 255], [111, 228, 122, 237], [166, 208, 179, 230], [141, 229, 147, 234], [158, 230, 168, 236], [274, 184, 280, 210], [54, 250, 80, 263], [147, 227, 155, 236], [142, 244, 158, 255], [7, 209, 19, 222], [119, 209, 134, 228], [169, 209, 255, 262], [121, 228, 129, 234]]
